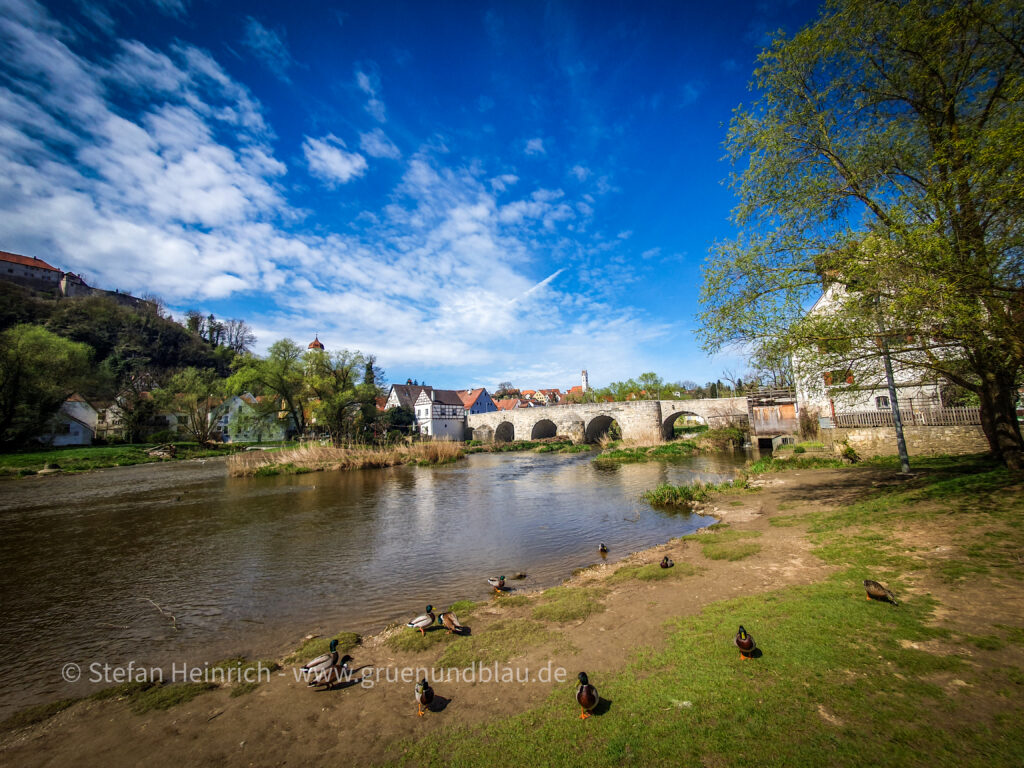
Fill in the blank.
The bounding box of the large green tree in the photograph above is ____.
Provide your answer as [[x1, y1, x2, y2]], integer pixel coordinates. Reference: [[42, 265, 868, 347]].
[[155, 367, 224, 443], [229, 339, 308, 437], [306, 349, 385, 445], [700, 0, 1024, 469], [0, 324, 92, 445]]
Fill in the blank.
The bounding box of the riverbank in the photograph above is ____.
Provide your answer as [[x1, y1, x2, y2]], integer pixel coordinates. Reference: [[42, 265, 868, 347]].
[[226, 440, 464, 476], [0, 442, 249, 477], [4, 455, 1020, 766]]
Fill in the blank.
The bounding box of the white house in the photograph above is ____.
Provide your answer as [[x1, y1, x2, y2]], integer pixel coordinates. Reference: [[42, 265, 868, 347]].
[[38, 394, 98, 446], [794, 284, 943, 422], [414, 389, 466, 440]]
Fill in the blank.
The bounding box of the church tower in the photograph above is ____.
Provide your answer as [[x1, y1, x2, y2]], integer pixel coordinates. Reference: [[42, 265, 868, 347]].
[[581, 370, 589, 392]]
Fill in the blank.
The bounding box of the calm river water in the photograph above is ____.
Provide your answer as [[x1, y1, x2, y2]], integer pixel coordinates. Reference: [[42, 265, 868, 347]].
[[0, 449, 751, 716]]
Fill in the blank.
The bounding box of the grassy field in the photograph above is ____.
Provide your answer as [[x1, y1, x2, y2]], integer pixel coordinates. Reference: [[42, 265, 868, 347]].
[[391, 455, 1024, 767], [0, 442, 255, 477]]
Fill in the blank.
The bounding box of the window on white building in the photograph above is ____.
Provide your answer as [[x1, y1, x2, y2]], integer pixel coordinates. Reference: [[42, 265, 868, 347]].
[[876, 396, 890, 409]]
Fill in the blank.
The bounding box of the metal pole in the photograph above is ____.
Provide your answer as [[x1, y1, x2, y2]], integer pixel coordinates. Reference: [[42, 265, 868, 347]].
[[875, 307, 911, 473]]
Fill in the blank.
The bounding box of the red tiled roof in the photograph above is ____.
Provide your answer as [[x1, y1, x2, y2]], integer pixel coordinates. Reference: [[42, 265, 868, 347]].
[[494, 399, 518, 410], [0, 250, 60, 272], [567, 386, 583, 394], [457, 388, 485, 408]]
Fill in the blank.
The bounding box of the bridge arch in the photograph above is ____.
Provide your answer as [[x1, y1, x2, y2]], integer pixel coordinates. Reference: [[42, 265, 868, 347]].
[[494, 421, 515, 443], [530, 419, 557, 440], [585, 414, 619, 443], [661, 409, 707, 439]]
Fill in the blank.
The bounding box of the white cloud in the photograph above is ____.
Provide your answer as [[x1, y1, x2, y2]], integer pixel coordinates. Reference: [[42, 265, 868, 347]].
[[0, 0, 668, 386], [525, 137, 545, 155], [241, 17, 294, 83], [303, 135, 368, 185], [355, 67, 386, 122], [489, 173, 518, 192], [570, 164, 590, 181], [359, 128, 400, 159]]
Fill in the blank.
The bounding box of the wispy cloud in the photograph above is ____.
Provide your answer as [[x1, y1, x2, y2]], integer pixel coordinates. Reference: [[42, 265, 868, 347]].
[[359, 128, 400, 159], [570, 164, 590, 181], [241, 17, 295, 83], [303, 135, 368, 185], [356, 66, 387, 122], [525, 137, 545, 155]]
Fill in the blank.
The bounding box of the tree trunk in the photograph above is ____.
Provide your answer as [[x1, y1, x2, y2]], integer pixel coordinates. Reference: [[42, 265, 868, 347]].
[[977, 369, 1024, 471]]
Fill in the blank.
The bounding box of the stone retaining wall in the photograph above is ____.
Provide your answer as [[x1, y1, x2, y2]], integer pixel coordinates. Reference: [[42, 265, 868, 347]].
[[824, 425, 989, 457]]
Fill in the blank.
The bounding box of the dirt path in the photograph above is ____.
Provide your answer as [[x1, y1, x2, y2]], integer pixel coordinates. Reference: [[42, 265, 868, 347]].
[[0, 468, 931, 767]]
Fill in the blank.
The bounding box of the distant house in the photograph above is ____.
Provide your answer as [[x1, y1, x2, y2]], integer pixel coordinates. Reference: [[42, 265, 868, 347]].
[[38, 394, 97, 446], [537, 388, 563, 405], [0, 250, 61, 293], [414, 389, 466, 439], [216, 393, 289, 443], [456, 388, 498, 415]]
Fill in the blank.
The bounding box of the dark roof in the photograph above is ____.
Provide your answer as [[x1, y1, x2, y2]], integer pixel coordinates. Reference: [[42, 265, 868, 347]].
[[389, 384, 432, 410], [430, 389, 466, 407]]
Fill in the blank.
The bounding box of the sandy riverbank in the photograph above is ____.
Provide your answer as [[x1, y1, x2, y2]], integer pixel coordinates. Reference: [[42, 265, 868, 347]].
[[2, 463, 1021, 767]]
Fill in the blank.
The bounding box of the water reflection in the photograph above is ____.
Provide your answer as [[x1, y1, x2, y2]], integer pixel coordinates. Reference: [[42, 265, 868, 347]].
[[0, 449, 751, 715]]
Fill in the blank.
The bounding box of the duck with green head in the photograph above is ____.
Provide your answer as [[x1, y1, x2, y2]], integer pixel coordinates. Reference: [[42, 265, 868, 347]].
[[301, 638, 353, 688], [487, 576, 505, 593], [576, 672, 599, 719], [407, 606, 435, 635], [415, 678, 434, 716], [735, 625, 756, 659]]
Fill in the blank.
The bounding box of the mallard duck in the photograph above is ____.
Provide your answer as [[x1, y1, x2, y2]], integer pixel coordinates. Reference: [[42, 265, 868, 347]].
[[415, 678, 434, 716], [576, 672, 599, 719], [863, 579, 899, 606], [598, 543, 608, 554], [735, 625, 756, 659], [487, 576, 505, 593], [438, 611, 465, 634], [407, 605, 435, 634], [300, 639, 353, 688], [660, 556, 674, 568]]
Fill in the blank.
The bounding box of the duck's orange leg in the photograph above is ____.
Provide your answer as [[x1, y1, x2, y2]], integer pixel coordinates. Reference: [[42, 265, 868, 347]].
[[580, 709, 591, 720]]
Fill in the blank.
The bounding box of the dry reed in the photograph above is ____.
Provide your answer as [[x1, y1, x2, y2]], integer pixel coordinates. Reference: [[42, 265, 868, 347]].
[[227, 440, 464, 476]]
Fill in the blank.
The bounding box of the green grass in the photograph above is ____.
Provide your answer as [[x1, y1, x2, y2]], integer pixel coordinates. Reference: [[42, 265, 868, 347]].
[[747, 454, 846, 473], [284, 631, 361, 665], [435, 619, 561, 667], [640, 477, 752, 509], [386, 625, 455, 652], [0, 442, 248, 476], [128, 682, 218, 713], [532, 587, 606, 622], [691, 528, 763, 561], [607, 560, 701, 583], [466, 440, 586, 454], [594, 440, 698, 464], [394, 573, 1013, 768], [0, 698, 79, 732]]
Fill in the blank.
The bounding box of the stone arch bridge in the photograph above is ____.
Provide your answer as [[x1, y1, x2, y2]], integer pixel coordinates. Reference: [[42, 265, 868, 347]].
[[467, 398, 748, 444]]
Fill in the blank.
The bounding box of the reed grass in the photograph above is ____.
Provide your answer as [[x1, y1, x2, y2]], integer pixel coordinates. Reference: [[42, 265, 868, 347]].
[[228, 441, 465, 476]]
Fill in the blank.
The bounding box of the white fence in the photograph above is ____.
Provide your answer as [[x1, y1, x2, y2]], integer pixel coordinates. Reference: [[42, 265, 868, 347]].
[[833, 406, 981, 428]]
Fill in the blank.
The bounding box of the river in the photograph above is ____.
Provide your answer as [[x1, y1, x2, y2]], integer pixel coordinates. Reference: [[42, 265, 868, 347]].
[[0, 448, 752, 716]]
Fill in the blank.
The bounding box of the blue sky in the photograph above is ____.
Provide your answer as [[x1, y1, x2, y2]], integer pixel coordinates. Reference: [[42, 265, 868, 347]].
[[0, 0, 820, 391]]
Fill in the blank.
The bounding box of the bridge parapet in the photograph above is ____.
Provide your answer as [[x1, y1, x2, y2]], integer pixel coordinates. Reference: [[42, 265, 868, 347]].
[[466, 397, 748, 445]]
